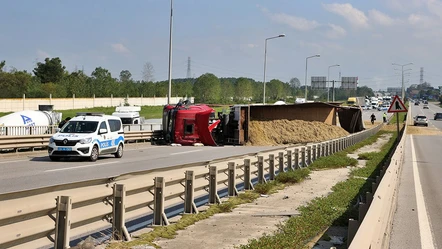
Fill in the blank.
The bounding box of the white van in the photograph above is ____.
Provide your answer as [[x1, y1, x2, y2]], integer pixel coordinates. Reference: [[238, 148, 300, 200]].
[[48, 113, 124, 161]]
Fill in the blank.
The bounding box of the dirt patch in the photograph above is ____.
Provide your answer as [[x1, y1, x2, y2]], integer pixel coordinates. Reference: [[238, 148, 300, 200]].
[[407, 126, 442, 135], [381, 124, 404, 132], [247, 120, 349, 146]]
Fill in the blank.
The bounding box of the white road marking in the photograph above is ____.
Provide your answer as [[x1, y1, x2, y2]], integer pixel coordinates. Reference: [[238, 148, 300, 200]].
[[0, 159, 28, 164], [170, 149, 203, 156], [45, 161, 119, 172], [411, 135, 436, 249]]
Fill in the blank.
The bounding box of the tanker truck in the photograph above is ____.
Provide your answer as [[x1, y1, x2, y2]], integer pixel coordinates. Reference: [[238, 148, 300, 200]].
[[0, 105, 62, 136]]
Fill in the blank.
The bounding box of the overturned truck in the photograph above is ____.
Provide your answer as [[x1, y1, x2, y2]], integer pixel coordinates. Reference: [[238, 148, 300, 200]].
[[162, 101, 364, 146]]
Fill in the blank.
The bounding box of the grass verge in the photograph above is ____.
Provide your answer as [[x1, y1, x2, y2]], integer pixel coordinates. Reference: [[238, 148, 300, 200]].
[[238, 131, 398, 249], [106, 169, 311, 249]]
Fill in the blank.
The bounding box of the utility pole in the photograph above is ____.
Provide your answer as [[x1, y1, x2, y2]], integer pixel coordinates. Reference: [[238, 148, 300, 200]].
[[167, 0, 174, 105]]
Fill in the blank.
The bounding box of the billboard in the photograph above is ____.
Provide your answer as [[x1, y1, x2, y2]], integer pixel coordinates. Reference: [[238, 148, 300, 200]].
[[311, 76, 327, 89], [341, 77, 358, 89]]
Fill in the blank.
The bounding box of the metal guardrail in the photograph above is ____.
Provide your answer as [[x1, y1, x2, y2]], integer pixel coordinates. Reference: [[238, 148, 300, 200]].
[[0, 125, 382, 249], [0, 124, 161, 136], [0, 130, 162, 152], [348, 109, 409, 248]]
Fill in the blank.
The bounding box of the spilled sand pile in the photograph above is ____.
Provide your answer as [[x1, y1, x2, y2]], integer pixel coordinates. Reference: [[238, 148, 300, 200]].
[[247, 119, 349, 146]]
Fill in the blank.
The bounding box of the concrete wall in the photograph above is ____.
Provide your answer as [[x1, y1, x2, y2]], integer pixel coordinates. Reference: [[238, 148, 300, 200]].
[[0, 95, 195, 112], [249, 103, 336, 125]]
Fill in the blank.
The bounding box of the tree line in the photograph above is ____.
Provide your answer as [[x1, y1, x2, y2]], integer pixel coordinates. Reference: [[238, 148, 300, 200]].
[[0, 58, 375, 103]]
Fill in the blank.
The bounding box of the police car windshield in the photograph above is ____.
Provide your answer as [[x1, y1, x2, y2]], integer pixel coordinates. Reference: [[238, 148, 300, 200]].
[[60, 121, 99, 133]]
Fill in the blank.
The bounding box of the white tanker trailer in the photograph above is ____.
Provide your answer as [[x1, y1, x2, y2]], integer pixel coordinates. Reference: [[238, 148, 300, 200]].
[[0, 105, 62, 136]]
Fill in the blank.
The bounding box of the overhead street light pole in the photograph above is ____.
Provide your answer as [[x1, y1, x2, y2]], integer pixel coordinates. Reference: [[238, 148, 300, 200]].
[[304, 54, 320, 101], [167, 0, 174, 105], [263, 34, 285, 104], [327, 64, 340, 102], [392, 62, 413, 101]]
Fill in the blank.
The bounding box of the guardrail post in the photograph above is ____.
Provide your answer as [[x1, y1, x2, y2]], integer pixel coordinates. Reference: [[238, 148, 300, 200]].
[[113, 184, 130, 241], [228, 162, 238, 196], [301, 147, 306, 167], [287, 150, 292, 170], [358, 202, 368, 222], [347, 219, 360, 248], [244, 159, 253, 190], [312, 145, 317, 162], [184, 171, 198, 214], [258, 156, 266, 184], [317, 143, 321, 159], [269, 154, 275, 180], [153, 177, 169, 226], [322, 142, 326, 157], [209, 166, 221, 204], [307, 146, 312, 166], [278, 152, 284, 173], [294, 148, 299, 170], [366, 192, 373, 207], [55, 196, 72, 249]]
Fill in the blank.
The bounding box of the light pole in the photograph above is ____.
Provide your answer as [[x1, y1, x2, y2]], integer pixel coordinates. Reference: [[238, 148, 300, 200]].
[[327, 64, 340, 102], [392, 62, 413, 100], [167, 0, 174, 105], [263, 34, 285, 104], [304, 54, 320, 101]]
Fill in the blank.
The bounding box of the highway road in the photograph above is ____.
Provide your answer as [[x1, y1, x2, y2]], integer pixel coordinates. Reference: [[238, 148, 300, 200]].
[[0, 144, 282, 194], [390, 101, 442, 249]]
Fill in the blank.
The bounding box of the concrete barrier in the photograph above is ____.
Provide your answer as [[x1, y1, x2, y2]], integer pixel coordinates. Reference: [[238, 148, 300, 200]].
[[348, 108, 409, 249]]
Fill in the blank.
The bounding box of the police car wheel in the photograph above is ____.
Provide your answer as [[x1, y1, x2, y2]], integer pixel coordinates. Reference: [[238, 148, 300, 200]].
[[114, 144, 123, 158], [90, 145, 99, 162]]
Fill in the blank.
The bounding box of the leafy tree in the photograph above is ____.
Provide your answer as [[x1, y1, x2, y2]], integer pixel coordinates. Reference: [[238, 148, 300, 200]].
[[289, 77, 301, 88], [234, 77, 253, 102], [0, 60, 5, 72], [119, 70, 132, 82], [33, 57, 66, 83], [142, 62, 155, 82], [356, 86, 374, 97], [220, 78, 234, 104], [0, 70, 32, 97], [90, 67, 116, 97], [193, 73, 221, 103], [267, 79, 284, 100]]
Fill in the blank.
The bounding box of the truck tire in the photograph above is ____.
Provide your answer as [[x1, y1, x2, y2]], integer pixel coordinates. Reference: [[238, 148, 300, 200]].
[[89, 145, 99, 162], [114, 143, 123, 158]]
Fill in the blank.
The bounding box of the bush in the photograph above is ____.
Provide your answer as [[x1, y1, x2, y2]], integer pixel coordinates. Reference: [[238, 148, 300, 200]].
[[275, 168, 311, 184]]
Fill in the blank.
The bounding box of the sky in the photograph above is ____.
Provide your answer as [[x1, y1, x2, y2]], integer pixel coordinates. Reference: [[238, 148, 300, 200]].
[[1, 0, 442, 90]]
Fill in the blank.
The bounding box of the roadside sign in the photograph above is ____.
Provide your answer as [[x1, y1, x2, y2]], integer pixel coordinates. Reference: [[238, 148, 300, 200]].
[[388, 95, 408, 113]]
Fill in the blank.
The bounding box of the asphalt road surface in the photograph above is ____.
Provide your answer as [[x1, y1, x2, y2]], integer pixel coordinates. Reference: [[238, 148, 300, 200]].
[[390, 102, 442, 249], [0, 145, 281, 194]]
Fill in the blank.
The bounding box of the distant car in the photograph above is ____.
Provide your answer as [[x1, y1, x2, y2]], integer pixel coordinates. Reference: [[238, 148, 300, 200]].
[[414, 115, 428, 126], [434, 113, 442, 120], [377, 105, 388, 111], [423, 104, 429, 109], [414, 102, 419, 105]]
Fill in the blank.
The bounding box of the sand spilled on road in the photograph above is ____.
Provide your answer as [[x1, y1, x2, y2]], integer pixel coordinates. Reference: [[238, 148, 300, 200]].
[[247, 119, 349, 146]]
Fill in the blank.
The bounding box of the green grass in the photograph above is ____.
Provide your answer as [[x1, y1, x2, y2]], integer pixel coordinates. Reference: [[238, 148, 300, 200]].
[[351, 132, 397, 178], [309, 151, 358, 170], [239, 131, 398, 249], [106, 167, 311, 249]]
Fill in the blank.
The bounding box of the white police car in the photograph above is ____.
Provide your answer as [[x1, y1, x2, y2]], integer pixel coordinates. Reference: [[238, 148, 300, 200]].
[[48, 113, 124, 161]]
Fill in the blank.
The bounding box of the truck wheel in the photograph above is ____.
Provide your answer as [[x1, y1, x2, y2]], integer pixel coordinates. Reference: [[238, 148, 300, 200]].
[[114, 143, 123, 158], [49, 156, 60, 161], [89, 145, 99, 162]]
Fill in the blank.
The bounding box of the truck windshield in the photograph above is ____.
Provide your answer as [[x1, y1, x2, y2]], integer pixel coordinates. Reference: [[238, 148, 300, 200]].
[[120, 118, 134, 124], [60, 121, 99, 133]]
